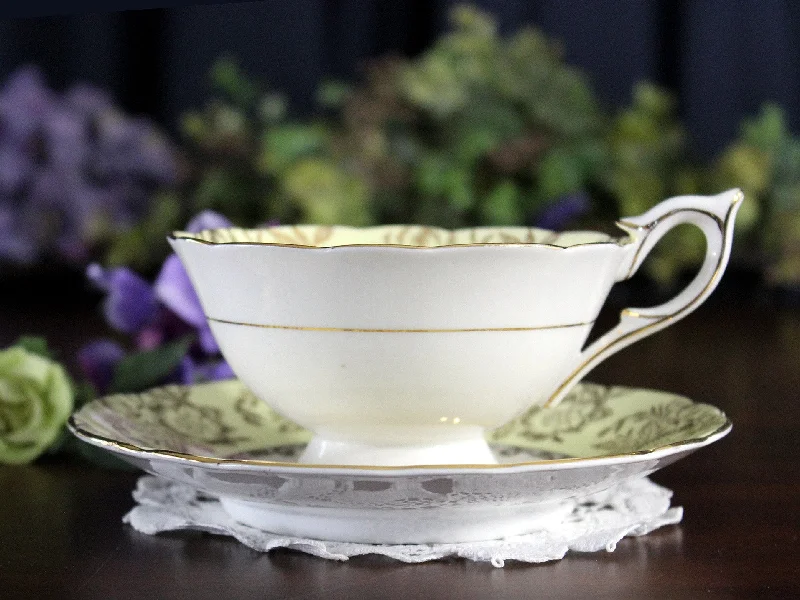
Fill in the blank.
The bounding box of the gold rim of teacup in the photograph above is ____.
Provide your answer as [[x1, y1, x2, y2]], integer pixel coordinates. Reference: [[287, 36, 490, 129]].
[[169, 224, 635, 250]]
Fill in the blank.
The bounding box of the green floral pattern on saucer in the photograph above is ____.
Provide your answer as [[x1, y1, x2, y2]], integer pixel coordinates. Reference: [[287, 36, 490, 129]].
[[489, 383, 728, 458], [71, 380, 728, 462]]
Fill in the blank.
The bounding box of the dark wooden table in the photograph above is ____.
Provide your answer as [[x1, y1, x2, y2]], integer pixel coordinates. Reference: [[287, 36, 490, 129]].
[[0, 284, 798, 599]]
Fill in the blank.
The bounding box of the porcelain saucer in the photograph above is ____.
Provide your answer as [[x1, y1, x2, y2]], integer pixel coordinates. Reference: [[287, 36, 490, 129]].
[[68, 381, 730, 544]]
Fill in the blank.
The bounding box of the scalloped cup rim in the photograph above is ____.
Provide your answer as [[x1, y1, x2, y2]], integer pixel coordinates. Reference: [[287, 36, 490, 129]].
[[170, 224, 635, 250]]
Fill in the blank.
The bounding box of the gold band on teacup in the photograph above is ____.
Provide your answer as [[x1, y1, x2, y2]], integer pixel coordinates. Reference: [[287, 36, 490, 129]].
[[206, 316, 594, 333]]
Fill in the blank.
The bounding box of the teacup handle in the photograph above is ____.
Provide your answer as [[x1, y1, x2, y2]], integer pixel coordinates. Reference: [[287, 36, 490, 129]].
[[545, 188, 744, 408]]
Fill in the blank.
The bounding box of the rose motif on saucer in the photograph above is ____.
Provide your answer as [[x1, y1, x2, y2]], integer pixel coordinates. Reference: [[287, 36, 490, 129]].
[[592, 398, 727, 454], [93, 386, 250, 453], [490, 383, 615, 444]]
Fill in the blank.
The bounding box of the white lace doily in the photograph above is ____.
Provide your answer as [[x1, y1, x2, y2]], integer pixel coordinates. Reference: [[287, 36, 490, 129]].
[[124, 475, 681, 566]]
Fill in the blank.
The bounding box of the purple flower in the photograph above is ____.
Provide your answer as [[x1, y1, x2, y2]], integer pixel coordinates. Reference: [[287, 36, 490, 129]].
[[208, 360, 235, 380], [0, 206, 36, 263], [153, 255, 205, 326], [535, 193, 591, 231], [87, 263, 158, 334], [84, 210, 238, 391], [257, 218, 281, 228], [0, 143, 31, 195], [65, 83, 112, 116], [179, 356, 235, 385], [135, 325, 166, 351], [151, 212, 234, 354], [154, 254, 218, 353], [93, 111, 176, 185], [44, 105, 87, 169], [78, 339, 125, 394], [24, 167, 89, 262], [0, 66, 52, 143], [0, 65, 178, 266], [185, 210, 233, 233]]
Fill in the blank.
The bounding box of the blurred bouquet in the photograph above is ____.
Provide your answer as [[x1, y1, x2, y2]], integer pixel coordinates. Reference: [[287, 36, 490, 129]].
[[105, 58, 288, 272], [709, 105, 800, 289], [0, 66, 176, 268], [105, 7, 610, 273], [106, 5, 798, 289], [319, 6, 605, 230]]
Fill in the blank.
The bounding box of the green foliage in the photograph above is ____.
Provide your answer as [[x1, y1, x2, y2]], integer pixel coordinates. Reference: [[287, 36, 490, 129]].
[[105, 4, 800, 289], [606, 83, 689, 217], [261, 124, 329, 173], [210, 56, 260, 109], [603, 82, 705, 285], [105, 192, 183, 273], [282, 158, 372, 226], [13, 336, 52, 360], [718, 105, 800, 286], [174, 56, 296, 234], [109, 336, 194, 394], [326, 6, 608, 228]]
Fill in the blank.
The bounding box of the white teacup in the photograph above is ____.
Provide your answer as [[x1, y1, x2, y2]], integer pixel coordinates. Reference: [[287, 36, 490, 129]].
[[170, 189, 743, 466]]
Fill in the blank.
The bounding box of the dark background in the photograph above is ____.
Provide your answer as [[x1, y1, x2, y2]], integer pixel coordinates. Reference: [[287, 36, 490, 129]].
[[0, 0, 797, 160]]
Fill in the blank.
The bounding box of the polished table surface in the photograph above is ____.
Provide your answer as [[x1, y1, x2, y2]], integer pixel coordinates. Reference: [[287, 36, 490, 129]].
[[0, 285, 798, 599]]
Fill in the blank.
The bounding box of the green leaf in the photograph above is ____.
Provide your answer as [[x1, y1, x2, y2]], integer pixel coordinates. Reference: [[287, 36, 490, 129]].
[[444, 168, 474, 211], [181, 111, 207, 142], [743, 103, 788, 152], [537, 146, 588, 202], [417, 153, 451, 197], [452, 101, 525, 164], [105, 192, 184, 271], [14, 336, 52, 359], [261, 124, 329, 174], [109, 336, 194, 394], [634, 83, 676, 119], [455, 127, 502, 164], [284, 158, 372, 226], [259, 92, 287, 123], [316, 79, 352, 109], [210, 55, 260, 109], [481, 180, 522, 224], [72, 380, 97, 410]]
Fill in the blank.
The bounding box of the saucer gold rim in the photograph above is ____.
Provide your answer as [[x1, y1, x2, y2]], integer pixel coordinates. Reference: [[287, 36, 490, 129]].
[[67, 415, 731, 473]]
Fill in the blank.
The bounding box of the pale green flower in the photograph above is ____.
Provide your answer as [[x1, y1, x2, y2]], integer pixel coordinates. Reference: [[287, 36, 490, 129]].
[[0, 347, 74, 464], [284, 158, 372, 226]]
